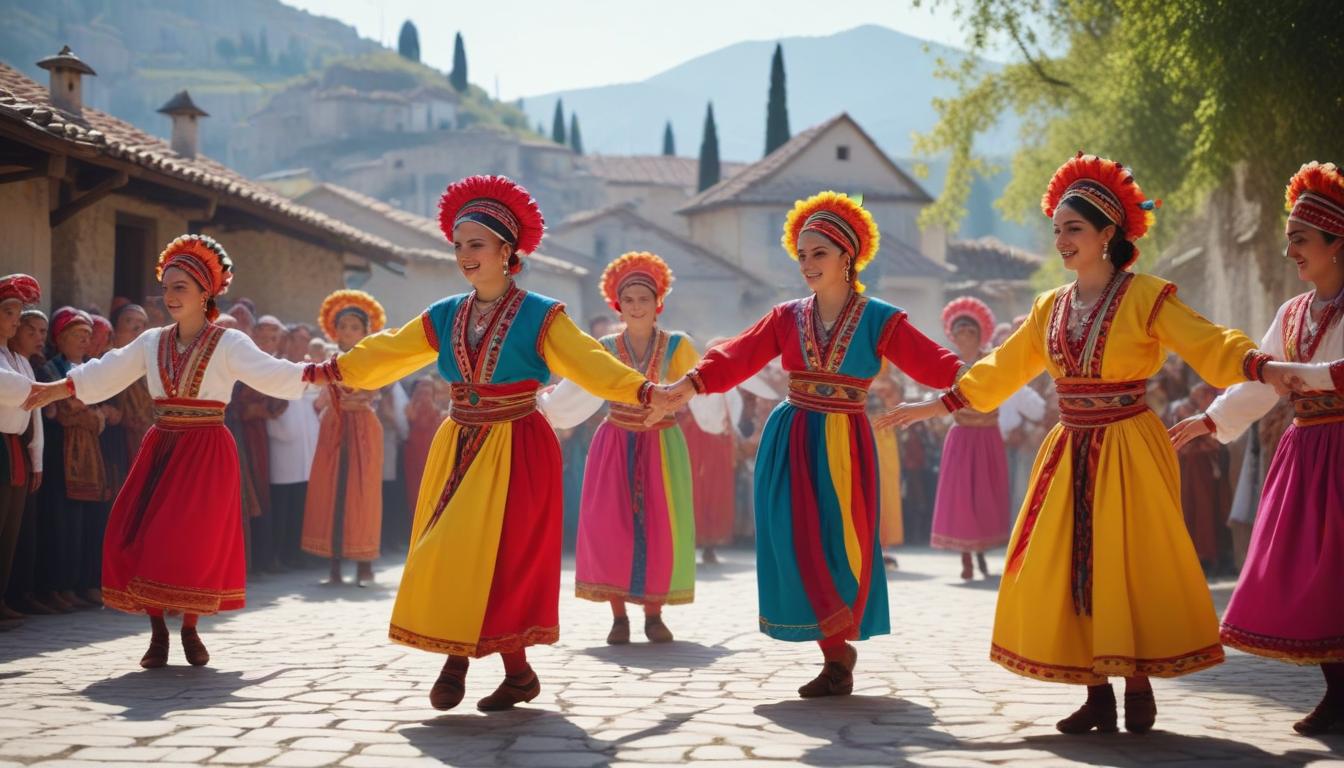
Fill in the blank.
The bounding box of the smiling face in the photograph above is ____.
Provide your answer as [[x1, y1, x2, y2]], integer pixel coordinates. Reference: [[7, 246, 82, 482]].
[[452, 220, 513, 288], [949, 320, 983, 359], [796, 230, 851, 294], [617, 283, 658, 332], [334, 312, 368, 352], [160, 266, 209, 323], [1284, 222, 1344, 287], [1053, 201, 1117, 274]]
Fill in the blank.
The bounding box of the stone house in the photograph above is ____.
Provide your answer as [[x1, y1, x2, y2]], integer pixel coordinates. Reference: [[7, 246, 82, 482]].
[[943, 237, 1044, 326], [0, 47, 417, 325], [581, 154, 747, 236]]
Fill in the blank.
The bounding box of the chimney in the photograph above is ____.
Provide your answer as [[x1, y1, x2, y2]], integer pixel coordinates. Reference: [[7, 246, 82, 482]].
[[157, 90, 209, 160], [36, 45, 96, 117]]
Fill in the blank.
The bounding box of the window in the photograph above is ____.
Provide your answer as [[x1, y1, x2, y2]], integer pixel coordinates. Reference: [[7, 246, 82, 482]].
[[836, 145, 850, 161], [113, 214, 155, 304]]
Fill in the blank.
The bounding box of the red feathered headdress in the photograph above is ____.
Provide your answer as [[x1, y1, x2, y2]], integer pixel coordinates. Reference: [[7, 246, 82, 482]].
[[600, 252, 674, 314], [438, 175, 545, 272], [782, 191, 880, 293], [1042, 152, 1159, 262], [156, 234, 233, 299], [942, 296, 995, 345], [318, 289, 386, 341], [0, 274, 41, 305], [1286, 161, 1344, 238]]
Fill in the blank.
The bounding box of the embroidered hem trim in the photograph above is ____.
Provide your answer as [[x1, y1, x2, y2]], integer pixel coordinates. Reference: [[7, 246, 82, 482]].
[[930, 532, 1010, 551], [1220, 624, 1344, 665], [388, 623, 560, 657], [103, 580, 246, 616], [575, 582, 695, 606], [298, 538, 380, 561], [990, 642, 1224, 685]]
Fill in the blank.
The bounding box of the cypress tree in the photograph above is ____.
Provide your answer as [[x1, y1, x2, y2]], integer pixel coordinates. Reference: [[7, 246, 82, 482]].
[[536, 121, 546, 136], [569, 113, 584, 154], [662, 120, 675, 156], [765, 43, 791, 156], [450, 32, 468, 92], [397, 21, 420, 62], [697, 102, 721, 192], [551, 100, 566, 144]]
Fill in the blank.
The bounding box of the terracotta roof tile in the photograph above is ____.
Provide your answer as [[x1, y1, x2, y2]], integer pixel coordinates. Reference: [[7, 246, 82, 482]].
[[583, 154, 748, 189], [946, 237, 1043, 282]]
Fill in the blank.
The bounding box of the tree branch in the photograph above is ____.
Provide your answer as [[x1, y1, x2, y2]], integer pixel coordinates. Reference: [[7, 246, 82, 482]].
[[1006, 16, 1072, 89]]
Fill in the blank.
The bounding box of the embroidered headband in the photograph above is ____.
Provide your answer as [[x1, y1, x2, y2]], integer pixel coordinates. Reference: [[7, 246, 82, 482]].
[[600, 252, 674, 314], [51, 306, 93, 339], [1286, 162, 1344, 238], [802, 210, 862, 256], [782, 191, 881, 294], [0, 274, 41, 305]]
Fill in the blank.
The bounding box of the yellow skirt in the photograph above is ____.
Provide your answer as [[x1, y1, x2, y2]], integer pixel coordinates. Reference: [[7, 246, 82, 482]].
[[991, 409, 1223, 684], [389, 411, 564, 657], [875, 426, 903, 547]]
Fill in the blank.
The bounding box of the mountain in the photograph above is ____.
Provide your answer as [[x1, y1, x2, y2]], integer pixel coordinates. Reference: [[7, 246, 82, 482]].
[[520, 25, 1019, 165]]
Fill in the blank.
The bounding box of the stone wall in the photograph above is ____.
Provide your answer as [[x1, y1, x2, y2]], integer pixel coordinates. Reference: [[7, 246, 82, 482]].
[[0, 178, 53, 309]]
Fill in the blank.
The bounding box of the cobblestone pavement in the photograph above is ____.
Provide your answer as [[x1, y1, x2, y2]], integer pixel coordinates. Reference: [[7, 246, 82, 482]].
[[1, 548, 1341, 767]]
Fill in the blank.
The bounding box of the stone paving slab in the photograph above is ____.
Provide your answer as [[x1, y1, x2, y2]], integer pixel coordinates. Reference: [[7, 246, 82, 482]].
[[1, 550, 1341, 766]]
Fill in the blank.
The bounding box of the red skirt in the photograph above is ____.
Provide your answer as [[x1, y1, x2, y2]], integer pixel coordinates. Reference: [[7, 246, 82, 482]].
[[678, 410, 736, 547], [102, 419, 245, 615]]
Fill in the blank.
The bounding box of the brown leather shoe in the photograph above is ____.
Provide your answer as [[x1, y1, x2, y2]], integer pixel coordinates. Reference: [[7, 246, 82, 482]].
[[1124, 690, 1156, 733], [180, 627, 210, 667], [798, 661, 853, 698], [1293, 697, 1344, 735], [607, 616, 630, 645], [1057, 684, 1118, 734], [429, 658, 468, 711], [644, 615, 674, 644], [477, 668, 540, 711], [140, 636, 170, 669]]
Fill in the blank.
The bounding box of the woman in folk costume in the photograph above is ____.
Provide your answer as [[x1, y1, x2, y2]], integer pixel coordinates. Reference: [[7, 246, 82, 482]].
[[662, 192, 965, 698], [1170, 161, 1344, 735], [0, 275, 44, 625], [302, 291, 386, 587], [302, 176, 678, 712], [931, 297, 1010, 580], [23, 235, 311, 668], [540, 252, 698, 645], [879, 153, 1313, 734]]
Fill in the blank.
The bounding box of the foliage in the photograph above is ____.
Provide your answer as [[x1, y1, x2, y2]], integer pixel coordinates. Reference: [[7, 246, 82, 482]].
[[698, 102, 721, 192], [397, 20, 420, 62], [765, 42, 791, 156], [450, 32, 468, 92], [662, 120, 675, 156], [551, 99, 567, 144], [569, 113, 584, 155]]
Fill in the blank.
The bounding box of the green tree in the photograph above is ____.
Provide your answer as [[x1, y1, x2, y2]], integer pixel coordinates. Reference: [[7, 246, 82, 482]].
[[662, 120, 675, 156], [536, 121, 546, 136], [569, 113, 584, 155], [258, 29, 270, 68], [913, 0, 1343, 296], [698, 102, 721, 193], [398, 20, 420, 62], [551, 99, 566, 145], [764, 42, 791, 156], [450, 32, 468, 92], [215, 37, 237, 62]]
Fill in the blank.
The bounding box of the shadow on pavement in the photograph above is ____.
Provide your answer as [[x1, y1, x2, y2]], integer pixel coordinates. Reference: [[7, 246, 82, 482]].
[[755, 694, 937, 765], [79, 666, 284, 720], [999, 730, 1337, 767], [579, 640, 736, 670]]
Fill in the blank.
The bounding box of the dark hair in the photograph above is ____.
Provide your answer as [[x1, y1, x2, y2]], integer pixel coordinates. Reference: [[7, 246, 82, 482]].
[[1060, 197, 1137, 270], [507, 251, 521, 274], [1324, 231, 1339, 244]]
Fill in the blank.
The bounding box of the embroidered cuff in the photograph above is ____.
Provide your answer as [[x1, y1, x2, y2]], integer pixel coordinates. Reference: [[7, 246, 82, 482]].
[[1242, 350, 1272, 383], [1201, 412, 1218, 435], [686, 368, 706, 394], [1331, 360, 1344, 394], [939, 386, 970, 413], [64, 378, 76, 398], [638, 380, 655, 407], [302, 356, 343, 384]]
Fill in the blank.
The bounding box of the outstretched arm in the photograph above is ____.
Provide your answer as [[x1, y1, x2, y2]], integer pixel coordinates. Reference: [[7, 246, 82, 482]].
[[319, 314, 438, 391]]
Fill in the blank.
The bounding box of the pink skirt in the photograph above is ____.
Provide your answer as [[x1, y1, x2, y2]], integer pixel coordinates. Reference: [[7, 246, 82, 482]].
[[1221, 421, 1344, 663], [931, 424, 1010, 551]]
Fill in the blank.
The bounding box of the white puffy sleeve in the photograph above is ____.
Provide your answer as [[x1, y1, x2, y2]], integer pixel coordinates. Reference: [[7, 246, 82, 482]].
[[689, 392, 729, 434], [1205, 301, 1288, 443], [538, 378, 605, 430], [68, 331, 153, 405], [221, 330, 308, 401]]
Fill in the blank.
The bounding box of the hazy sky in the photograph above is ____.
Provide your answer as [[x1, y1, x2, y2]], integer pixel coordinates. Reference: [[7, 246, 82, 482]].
[[284, 0, 975, 99]]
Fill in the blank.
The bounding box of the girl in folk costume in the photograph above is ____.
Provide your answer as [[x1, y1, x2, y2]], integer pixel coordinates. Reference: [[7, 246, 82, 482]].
[[40, 307, 106, 608], [662, 192, 966, 698], [0, 276, 44, 625], [302, 176, 678, 712], [931, 297, 1010, 580], [540, 252, 698, 645], [302, 291, 386, 586], [880, 153, 1314, 734], [1170, 161, 1344, 735], [23, 235, 311, 668]]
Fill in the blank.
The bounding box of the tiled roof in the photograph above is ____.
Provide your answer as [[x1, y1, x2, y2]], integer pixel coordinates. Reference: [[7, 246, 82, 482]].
[[0, 60, 417, 266], [552, 202, 759, 281], [300, 183, 587, 276], [945, 237, 1043, 282], [583, 154, 748, 189], [677, 113, 932, 214]]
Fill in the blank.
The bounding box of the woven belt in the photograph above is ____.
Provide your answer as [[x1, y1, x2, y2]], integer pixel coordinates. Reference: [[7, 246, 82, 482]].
[[448, 383, 538, 426], [953, 410, 1000, 428], [154, 399, 226, 429], [1292, 392, 1344, 427], [1056, 379, 1149, 429], [785, 371, 869, 415], [607, 403, 676, 432]]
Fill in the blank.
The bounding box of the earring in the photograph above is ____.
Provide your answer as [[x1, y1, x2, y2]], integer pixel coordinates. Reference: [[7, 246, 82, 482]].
[[845, 263, 852, 282], [1102, 244, 1109, 261]]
